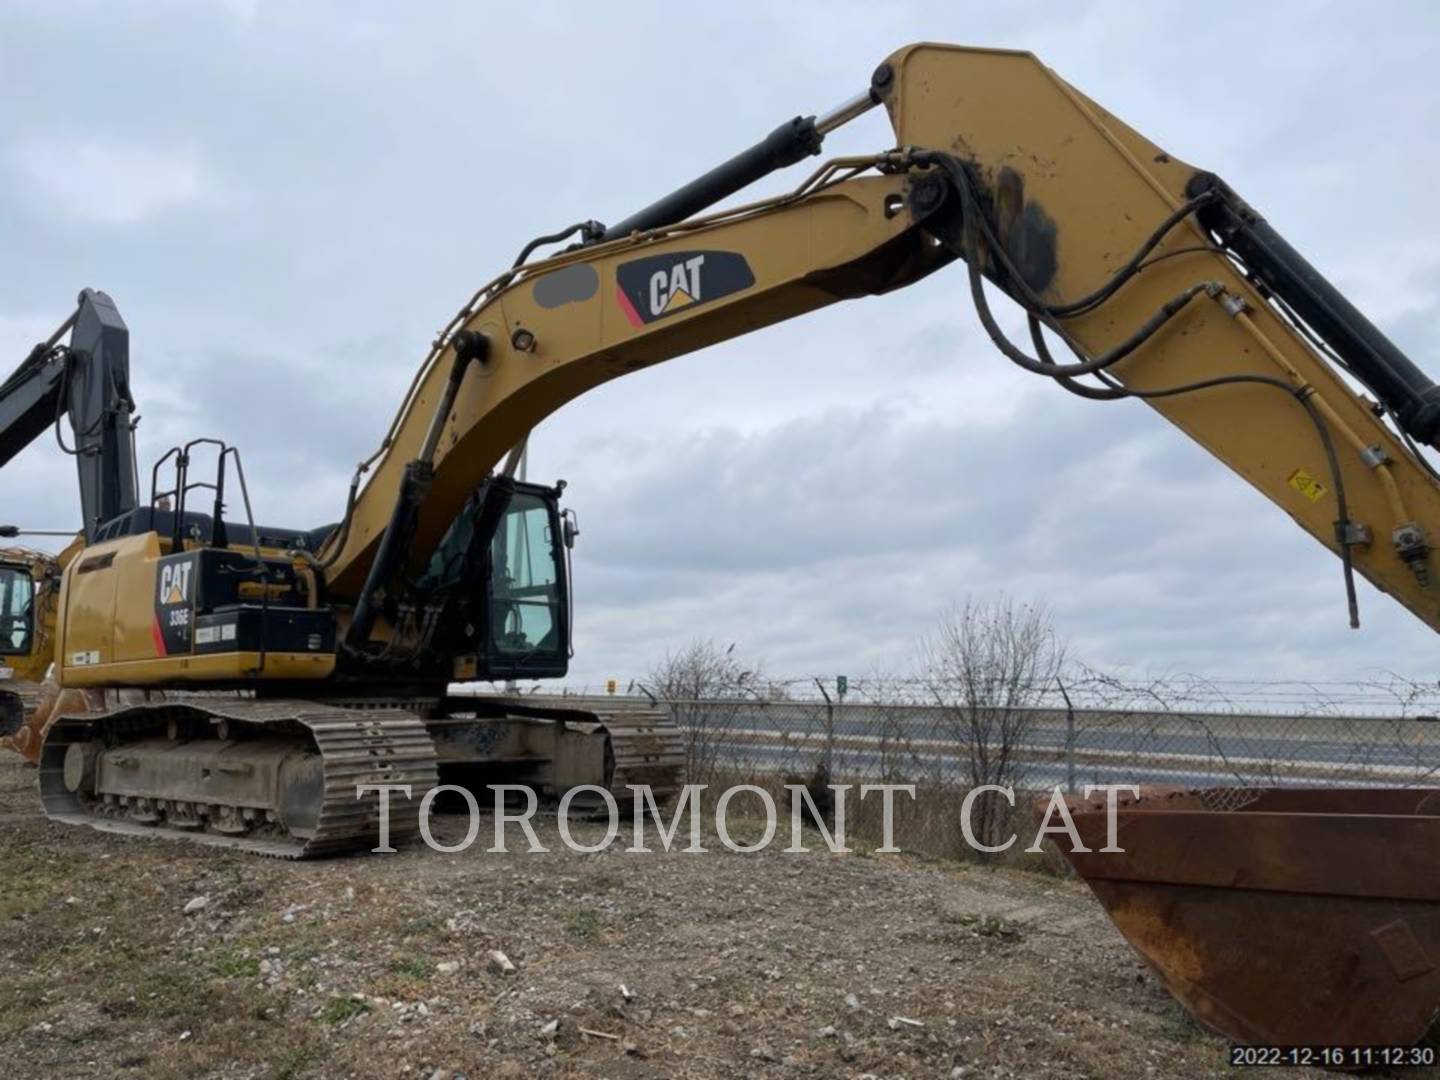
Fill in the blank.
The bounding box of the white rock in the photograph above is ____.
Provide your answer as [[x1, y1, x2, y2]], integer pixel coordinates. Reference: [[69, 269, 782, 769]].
[[487, 950, 515, 975], [845, 993, 860, 1009], [818, 1025, 838, 1038], [436, 961, 460, 976], [179, 1031, 191, 1041], [183, 896, 208, 915], [539, 1019, 559, 1038]]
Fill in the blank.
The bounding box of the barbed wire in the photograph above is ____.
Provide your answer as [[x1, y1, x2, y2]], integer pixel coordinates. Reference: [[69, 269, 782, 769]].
[[508, 670, 1440, 718]]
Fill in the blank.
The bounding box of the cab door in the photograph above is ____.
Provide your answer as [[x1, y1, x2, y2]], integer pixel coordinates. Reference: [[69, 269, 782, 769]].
[[484, 487, 569, 679]]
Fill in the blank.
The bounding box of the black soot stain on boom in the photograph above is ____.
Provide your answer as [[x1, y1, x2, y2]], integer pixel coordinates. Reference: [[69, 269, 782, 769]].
[[993, 165, 1058, 295], [1007, 200, 1058, 294]]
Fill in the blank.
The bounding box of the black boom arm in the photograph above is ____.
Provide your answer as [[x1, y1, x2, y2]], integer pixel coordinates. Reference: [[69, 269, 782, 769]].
[[0, 289, 139, 541]]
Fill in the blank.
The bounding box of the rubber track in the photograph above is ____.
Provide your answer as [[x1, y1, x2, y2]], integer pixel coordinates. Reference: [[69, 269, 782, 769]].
[[39, 699, 438, 859]]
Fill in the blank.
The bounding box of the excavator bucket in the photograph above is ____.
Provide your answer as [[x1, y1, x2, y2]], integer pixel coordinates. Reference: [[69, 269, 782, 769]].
[[1061, 787, 1440, 1046], [1, 675, 105, 765], [0, 677, 49, 762]]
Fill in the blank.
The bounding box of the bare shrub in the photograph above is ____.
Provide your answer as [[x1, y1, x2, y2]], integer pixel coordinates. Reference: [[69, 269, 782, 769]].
[[644, 638, 764, 784], [918, 595, 1066, 848]]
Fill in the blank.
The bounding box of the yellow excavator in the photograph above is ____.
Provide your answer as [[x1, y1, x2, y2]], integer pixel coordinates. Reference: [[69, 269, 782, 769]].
[[5, 41, 1440, 1048], [0, 545, 64, 758]]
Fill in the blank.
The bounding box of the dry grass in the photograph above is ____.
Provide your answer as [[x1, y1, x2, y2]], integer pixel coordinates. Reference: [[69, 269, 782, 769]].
[[696, 768, 1074, 877]]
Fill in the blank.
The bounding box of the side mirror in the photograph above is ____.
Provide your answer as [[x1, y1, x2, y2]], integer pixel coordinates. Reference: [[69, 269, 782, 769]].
[[561, 509, 580, 550]]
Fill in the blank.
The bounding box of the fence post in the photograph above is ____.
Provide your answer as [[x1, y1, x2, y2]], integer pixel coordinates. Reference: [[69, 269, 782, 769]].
[[814, 678, 835, 779], [1056, 676, 1076, 795]]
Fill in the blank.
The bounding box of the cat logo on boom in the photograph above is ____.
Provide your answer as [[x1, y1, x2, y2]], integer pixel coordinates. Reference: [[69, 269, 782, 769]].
[[615, 250, 755, 327]]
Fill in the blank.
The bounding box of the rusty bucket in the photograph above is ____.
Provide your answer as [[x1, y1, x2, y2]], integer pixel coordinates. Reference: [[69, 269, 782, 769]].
[[1062, 787, 1440, 1046], [1, 678, 50, 762]]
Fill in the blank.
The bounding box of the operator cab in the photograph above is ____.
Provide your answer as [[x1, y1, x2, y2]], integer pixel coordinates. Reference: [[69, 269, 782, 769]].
[[0, 562, 33, 657], [423, 477, 574, 682]]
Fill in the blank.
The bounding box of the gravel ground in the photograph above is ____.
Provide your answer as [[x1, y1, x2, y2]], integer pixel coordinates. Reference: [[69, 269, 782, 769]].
[[0, 757, 1359, 1080]]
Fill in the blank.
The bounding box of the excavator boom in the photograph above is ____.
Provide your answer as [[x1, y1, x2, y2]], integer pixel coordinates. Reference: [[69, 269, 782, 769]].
[[0, 288, 139, 542], [322, 45, 1440, 659]]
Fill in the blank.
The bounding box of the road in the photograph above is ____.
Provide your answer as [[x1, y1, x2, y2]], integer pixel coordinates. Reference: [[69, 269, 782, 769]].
[[677, 701, 1440, 788]]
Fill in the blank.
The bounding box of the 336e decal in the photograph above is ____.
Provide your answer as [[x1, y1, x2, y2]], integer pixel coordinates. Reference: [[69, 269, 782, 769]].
[[152, 552, 197, 656], [615, 250, 755, 327]]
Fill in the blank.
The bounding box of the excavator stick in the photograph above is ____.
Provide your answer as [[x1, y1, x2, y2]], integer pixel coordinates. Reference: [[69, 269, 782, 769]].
[[864, 43, 1440, 1047], [1063, 788, 1440, 1046]]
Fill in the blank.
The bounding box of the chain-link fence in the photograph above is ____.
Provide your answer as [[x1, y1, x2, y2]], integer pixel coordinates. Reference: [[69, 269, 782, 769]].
[[548, 676, 1440, 862], [648, 696, 1440, 791]]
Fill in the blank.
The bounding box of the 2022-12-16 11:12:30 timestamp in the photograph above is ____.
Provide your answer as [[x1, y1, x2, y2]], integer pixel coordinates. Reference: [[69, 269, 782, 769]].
[[1229, 1045, 1439, 1069]]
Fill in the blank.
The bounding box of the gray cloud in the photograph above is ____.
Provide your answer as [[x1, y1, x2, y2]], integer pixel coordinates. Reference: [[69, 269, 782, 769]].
[[560, 390, 1440, 682], [3, 1, 1439, 689]]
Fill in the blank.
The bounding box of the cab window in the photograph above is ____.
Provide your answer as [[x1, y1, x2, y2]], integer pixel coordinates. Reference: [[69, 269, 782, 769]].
[[0, 566, 34, 655], [489, 493, 562, 661]]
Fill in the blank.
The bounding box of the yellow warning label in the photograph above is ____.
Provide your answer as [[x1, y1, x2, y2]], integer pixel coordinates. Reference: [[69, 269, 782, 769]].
[[1287, 468, 1327, 503]]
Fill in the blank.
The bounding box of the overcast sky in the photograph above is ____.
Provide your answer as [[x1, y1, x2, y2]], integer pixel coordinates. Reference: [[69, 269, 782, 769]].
[[3, 1, 1440, 689]]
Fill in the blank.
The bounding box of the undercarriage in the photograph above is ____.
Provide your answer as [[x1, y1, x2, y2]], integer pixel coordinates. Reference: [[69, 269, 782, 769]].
[[37, 694, 683, 858]]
